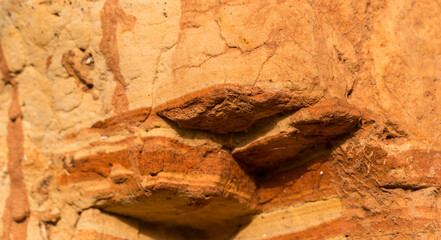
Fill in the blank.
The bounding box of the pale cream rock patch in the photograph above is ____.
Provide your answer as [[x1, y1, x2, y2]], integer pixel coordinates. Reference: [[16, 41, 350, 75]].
[[233, 197, 342, 240], [118, 0, 181, 109], [0, 27, 26, 73], [0, 83, 12, 170], [49, 204, 80, 240], [75, 208, 140, 240], [173, 21, 228, 69], [25, 215, 45, 240]]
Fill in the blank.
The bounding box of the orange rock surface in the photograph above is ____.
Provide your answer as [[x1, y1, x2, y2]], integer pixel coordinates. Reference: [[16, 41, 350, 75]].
[[0, 0, 441, 239]]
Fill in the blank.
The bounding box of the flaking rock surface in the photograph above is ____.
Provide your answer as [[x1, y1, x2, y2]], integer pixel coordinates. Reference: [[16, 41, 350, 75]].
[[1, 0, 441, 239]]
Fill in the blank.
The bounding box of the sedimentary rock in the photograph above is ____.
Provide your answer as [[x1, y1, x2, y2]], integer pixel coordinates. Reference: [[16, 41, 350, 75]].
[[232, 98, 362, 167], [156, 84, 317, 134], [0, 0, 441, 239]]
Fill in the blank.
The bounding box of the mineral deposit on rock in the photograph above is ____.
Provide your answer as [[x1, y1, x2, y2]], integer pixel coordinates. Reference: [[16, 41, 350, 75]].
[[1, 0, 441, 239]]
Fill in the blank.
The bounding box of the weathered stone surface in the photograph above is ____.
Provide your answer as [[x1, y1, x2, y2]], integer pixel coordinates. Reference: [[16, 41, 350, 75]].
[[1, 0, 441, 239], [55, 133, 257, 237], [333, 136, 441, 239], [157, 84, 316, 134], [62, 49, 95, 90], [232, 99, 361, 167]]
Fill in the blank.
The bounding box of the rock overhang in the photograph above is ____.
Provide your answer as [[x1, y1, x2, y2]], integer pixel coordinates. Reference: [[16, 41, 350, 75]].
[[53, 84, 363, 236], [55, 135, 258, 230]]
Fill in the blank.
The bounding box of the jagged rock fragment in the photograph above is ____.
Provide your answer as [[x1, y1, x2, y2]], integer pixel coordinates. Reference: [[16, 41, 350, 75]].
[[232, 99, 361, 167], [156, 84, 317, 134]]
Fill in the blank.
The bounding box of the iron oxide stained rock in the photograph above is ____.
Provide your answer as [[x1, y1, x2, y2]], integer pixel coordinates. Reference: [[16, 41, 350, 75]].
[[156, 84, 318, 134], [1, 0, 441, 239], [333, 142, 441, 239], [56, 135, 257, 233], [232, 99, 362, 168]]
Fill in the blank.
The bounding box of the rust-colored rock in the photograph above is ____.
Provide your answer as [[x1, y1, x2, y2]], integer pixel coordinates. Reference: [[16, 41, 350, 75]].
[[1, 0, 441, 239], [0, 39, 29, 240], [232, 99, 361, 167], [55, 135, 257, 236], [157, 84, 316, 134]]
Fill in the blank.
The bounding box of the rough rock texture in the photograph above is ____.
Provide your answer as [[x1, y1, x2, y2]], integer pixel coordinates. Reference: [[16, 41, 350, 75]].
[[156, 84, 317, 134], [0, 0, 441, 239], [232, 98, 362, 168]]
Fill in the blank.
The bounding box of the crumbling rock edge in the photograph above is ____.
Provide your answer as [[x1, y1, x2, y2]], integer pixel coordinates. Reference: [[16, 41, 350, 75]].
[[156, 84, 319, 134], [51, 85, 367, 238]]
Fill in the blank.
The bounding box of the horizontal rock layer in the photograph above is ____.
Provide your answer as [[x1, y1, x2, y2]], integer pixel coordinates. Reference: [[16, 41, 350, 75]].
[[56, 136, 257, 233], [1, 0, 441, 239]]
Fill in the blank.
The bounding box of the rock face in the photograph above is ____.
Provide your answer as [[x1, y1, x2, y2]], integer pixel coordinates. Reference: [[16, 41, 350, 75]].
[[231, 98, 362, 168], [0, 0, 441, 239], [156, 85, 315, 134]]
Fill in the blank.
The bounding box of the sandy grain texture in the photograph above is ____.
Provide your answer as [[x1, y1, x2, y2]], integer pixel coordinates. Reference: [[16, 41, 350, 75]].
[[0, 0, 441, 239]]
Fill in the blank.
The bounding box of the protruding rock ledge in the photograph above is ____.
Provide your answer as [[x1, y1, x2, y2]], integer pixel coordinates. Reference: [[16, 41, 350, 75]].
[[156, 84, 318, 134], [55, 136, 257, 232], [232, 99, 361, 167]]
